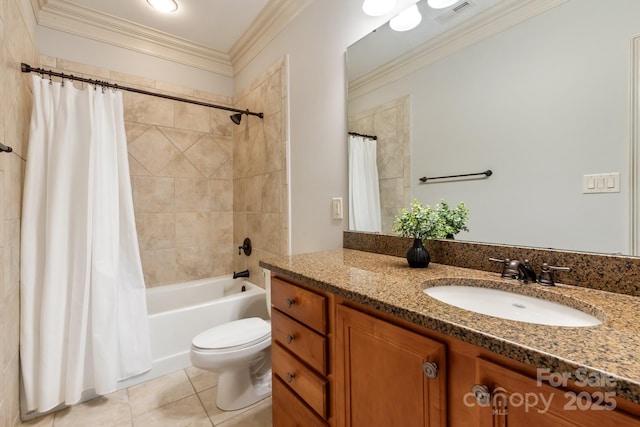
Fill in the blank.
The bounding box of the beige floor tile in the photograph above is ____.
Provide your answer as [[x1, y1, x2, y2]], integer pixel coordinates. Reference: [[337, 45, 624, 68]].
[[216, 397, 272, 427], [20, 413, 55, 426], [197, 387, 245, 426], [128, 370, 195, 416], [132, 395, 212, 427], [185, 366, 219, 392], [52, 390, 131, 427]]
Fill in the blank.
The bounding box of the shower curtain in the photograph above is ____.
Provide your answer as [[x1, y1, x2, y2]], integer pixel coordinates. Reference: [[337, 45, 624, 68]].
[[348, 134, 382, 233], [20, 75, 152, 412]]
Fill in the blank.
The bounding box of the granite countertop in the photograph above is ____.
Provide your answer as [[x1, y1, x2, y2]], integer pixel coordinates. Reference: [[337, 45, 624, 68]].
[[260, 248, 640, 405]]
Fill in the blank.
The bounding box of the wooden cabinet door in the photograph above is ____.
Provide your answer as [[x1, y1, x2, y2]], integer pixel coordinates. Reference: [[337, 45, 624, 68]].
[[335, 304, 447, 427], [473, 358, 640, 427]]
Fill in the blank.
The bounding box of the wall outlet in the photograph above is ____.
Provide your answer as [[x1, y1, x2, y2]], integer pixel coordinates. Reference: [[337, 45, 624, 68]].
[[332, 197, 343, 220]]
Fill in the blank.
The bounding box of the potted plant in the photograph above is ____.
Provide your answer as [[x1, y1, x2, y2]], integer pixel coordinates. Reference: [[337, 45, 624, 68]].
[[392, 199, 444, 268], [437, 200, 470, 239]]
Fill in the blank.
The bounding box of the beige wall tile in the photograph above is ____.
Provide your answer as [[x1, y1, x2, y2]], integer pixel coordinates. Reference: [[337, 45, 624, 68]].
[[136, 213, 176, 250], [175, 246, 213, 281], [127, 155, 152, 177], [140, 248, 177, 287], [211, 109, 233, 137], [175, 179, 210, 212], [132, 176, 175, 213], [174, 103, 210, 133], [123, 92, 174, 127], [184, 135, 229, 178], [128, 127, 180, 175], [154, 81, 194, 98], [209, 180, 233, 212], [157, 127, 203, 152], [124, 123, 152, 145], [210, 212, 233, 244], [158, 156, 203, 178], [175, 212, 211, 247], [3, 155, 22, 220], [4, 219, 19, 298], [211, 244, 234, 277]]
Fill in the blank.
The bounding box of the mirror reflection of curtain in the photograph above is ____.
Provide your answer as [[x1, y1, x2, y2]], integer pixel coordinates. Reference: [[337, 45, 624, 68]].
[[348, 134, 382, 232]]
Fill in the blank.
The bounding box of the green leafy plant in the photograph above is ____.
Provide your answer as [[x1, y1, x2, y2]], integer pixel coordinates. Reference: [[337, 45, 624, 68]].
[[392, 199, 445, 240], [438, 199, 470, 237], [393, 199, 470, 240]]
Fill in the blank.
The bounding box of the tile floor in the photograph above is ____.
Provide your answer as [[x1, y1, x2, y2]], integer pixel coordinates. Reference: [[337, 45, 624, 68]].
[[19, 367, 272, 427]]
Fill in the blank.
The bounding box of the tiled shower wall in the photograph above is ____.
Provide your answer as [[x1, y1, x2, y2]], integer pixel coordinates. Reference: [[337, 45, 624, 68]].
[[233, 58, 289, 287], [349, 96, 411, 234], [1, 0, 39, 425], [39, 57, 238, 287]]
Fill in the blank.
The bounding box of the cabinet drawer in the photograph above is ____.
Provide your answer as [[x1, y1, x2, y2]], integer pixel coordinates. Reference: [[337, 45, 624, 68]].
[[272, 342, 328, 419], [271, 277, 327, 334], [272, 376, 328, 427], [272, 308, 327, 375]]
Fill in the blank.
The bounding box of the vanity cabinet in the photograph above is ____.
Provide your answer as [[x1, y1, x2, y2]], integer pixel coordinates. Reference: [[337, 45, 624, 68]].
[[270, 274, 640, 426], [334, 304, 447, 427], [270, 276, 331, 426], [472, 358, 639, 427]]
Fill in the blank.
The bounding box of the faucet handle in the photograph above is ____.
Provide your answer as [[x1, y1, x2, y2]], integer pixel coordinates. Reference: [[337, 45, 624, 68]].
[[537, 263, 570, 286], [489, 257, 520, 279]]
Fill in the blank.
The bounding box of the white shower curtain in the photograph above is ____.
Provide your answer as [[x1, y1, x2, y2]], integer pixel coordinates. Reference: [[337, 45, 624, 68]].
[[348, 135, 382, 233], [20, 75, 152, 412]]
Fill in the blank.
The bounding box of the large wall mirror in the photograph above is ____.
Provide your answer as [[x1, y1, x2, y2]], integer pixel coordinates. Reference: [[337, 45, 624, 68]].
[[347, 0, 640, 255]]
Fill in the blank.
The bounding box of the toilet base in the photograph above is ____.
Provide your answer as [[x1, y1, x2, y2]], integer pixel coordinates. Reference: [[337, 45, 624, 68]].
[[215, 350, 272, 411]]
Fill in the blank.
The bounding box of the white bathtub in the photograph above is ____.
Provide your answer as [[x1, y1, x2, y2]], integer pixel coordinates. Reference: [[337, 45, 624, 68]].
[[117, 275, 269, 390]]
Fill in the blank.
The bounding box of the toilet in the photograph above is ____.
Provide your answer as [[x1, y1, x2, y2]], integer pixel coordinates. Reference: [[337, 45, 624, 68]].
[[190, 275, 272, 411]]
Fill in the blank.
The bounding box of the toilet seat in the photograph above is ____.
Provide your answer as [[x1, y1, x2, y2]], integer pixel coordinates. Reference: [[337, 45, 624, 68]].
[[192, 317, 271, 351]]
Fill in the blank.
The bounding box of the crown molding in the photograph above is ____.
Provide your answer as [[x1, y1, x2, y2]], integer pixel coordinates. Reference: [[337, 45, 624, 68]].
[[348, 0, 569, 100], [230, 0, 312, 76], [30, 0, 309, 77]]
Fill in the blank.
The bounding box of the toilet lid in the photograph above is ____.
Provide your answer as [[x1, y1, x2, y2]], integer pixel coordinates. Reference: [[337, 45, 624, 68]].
[[192, 317, 271, 350]]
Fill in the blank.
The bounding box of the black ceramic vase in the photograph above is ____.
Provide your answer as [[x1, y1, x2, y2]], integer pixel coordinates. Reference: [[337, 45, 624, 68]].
[[406, 238, 430, 268]]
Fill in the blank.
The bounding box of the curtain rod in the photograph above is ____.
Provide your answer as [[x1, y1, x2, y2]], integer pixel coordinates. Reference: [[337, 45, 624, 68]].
[[20, 63, 264, 119], [419, 169, 493, 183], [348, 131, 377, 140]]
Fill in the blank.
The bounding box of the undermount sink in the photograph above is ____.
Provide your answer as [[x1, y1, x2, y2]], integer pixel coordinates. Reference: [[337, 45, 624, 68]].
[[423, 285, 602, 327]]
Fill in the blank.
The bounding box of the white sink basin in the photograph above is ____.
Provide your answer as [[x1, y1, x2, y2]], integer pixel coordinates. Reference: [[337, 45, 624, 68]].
[[423, 285, 602, 327]]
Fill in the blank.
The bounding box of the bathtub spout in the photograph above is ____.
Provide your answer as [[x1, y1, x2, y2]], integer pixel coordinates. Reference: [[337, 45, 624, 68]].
[[233, 270, 250, 279]]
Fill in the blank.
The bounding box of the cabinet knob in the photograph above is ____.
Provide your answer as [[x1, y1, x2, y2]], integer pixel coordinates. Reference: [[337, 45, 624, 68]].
[[285, 298, 295, 308], [471, 384, 491, 406], [285, 334, 295, 344], [285, 372, 295, 383], [422, 361, 439, 379]]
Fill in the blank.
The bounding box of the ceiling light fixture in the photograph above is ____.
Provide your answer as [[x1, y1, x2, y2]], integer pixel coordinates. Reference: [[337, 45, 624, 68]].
[[390, 4, 422, 32], [362, 0, 396, 16], [427, 0, 458, 9], [147, 0, 178, 13]]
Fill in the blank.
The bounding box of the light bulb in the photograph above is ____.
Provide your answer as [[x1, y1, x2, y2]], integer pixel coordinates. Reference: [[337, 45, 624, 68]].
[[147, 0, 178, 13], [362, 0, 396, 16], [427, 0, 458, 9], [390, 4, 422, 32]]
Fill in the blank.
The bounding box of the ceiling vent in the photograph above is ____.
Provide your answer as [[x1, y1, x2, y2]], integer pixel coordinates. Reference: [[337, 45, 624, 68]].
[[433, 0, 476, 25]]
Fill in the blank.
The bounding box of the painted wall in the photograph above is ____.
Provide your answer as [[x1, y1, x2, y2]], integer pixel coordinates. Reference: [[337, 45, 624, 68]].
[[348, 0, 639, 254], [234, 0, 403, 254]]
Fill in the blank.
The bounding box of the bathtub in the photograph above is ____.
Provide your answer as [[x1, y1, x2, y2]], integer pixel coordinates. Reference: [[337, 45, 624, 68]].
[[117, 275, 269, 390]]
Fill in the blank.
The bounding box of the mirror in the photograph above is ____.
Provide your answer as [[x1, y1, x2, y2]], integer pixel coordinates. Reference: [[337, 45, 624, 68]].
[[347, 0, 640, 255]]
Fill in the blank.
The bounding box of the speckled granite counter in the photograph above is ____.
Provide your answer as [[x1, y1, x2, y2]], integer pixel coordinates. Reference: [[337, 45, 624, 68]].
[[260, 248, 640, 405]]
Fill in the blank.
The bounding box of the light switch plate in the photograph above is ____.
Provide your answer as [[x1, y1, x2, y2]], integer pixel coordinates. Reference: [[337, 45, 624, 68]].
[[332, 197, 343, 220], [582, 173, 620, 194]]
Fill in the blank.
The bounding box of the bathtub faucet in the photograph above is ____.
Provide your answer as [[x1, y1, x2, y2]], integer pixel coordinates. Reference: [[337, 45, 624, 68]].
[[233, 270, 250, 279]]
